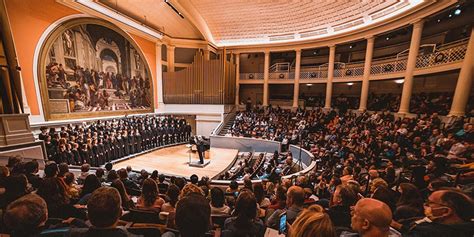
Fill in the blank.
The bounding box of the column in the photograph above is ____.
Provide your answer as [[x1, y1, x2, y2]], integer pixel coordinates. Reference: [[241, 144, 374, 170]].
[[449, 27, 474, 116], [263, 50, 270, 106], [358, 36, 375, 111], [293, 49, 302, 108], [324, 45, 336, 109], [235, 53, 240, 106], [167, 45, 175, 72], [204, 49, 211, 60], [398, 20, 424, 114], [156, 42, 164, 107]]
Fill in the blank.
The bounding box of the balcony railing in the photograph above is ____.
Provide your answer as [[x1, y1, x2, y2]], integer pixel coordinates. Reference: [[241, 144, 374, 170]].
[[239, 38, 468, 81], [240, 72, 264, 80]]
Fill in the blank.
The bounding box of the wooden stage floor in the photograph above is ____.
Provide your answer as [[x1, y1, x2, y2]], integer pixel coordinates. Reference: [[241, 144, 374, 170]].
[[113, 144, 239, 178]]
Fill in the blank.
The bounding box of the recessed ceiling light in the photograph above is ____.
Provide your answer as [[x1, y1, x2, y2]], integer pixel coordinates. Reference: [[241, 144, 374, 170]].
[[454, 9, 461, 15], [395, 79, 404, 84], [437, 19, 441, 23], [386, 37, 390, 41]]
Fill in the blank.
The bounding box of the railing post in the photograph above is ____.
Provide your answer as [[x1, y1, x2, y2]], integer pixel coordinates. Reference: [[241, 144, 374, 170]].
[[359, 36, 375, 112], [398, 19, 424, 114], [449, 27, 474, 116], [324, 45, 336, 109]]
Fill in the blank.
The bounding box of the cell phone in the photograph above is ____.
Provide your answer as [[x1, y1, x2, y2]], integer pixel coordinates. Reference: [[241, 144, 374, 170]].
[[279, 212, 287, 235]]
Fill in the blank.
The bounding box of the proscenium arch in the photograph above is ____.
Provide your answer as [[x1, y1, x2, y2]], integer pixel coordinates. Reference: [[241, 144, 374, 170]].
[[37, 17, 154, 121]]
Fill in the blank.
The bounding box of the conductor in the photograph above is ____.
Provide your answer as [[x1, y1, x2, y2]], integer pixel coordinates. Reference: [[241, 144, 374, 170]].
[[191, 135, 210, 164]]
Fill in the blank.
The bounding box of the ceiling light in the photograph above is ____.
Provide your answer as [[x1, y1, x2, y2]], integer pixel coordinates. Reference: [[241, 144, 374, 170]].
[[437, 19, 441, 23], [395, 79, 404, 84], [349, 45, 353, 49], [448, 14, 452, 18], [306, 84, 313, 86], [347, 82, 354, 86], [386, 37, 390, 41], [454, 9, 461, 15]]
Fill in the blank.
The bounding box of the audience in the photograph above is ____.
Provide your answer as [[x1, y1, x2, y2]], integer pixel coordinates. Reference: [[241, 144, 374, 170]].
[[0, 104, 472, 237], [4, 194, 48, 237], [345, 198, 400, 237], [289, 204, 336, 237], [70, 187, 139, 236], [222, 191, 265, 237], [136, 178, 164, 211]]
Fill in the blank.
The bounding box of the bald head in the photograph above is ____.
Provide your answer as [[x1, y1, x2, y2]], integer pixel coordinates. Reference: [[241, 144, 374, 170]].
[[351, 198, 392, 236]]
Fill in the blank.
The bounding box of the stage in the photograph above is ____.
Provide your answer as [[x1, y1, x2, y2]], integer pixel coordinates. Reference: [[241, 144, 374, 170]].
[[112, 144, 239, 178]]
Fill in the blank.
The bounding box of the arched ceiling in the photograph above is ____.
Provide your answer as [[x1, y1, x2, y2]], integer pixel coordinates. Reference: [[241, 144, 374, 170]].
[[95, 0, 427, 46]]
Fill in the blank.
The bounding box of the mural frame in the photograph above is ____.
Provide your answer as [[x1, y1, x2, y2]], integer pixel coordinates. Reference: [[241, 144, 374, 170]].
[[37, 17, 154, 121]]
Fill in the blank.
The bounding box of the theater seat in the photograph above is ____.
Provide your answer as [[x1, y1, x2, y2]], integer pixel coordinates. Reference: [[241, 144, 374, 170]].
[[127, 226, 162, 237], [121, 208, 161, 224], [211, 214, 230, 228]]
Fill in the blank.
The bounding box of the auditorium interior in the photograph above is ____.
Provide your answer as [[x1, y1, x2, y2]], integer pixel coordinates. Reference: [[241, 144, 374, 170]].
[[0, 0, 473, 236]]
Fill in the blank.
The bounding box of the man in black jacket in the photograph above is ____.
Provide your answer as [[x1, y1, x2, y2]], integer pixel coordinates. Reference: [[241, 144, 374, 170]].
[[70, 187, 140, 237]]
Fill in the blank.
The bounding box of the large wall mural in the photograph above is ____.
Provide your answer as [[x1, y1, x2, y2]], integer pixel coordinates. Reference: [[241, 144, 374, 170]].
[[39, 18, 153, 120]]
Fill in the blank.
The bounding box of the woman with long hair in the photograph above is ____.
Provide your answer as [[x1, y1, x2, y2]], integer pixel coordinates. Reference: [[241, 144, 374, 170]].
[[210, 187, 230, 215], [111, 179, 135, 211], [37, 177, 84, 219], [394, 183, 424, 221], [78, 174, 101, 204], [289, 205, 335, 237], [137, 178, 164, 210], [222, 191, 265, 237], [161, 184, 180, 213]]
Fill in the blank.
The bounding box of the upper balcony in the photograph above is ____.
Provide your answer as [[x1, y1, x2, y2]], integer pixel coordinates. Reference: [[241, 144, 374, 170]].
[[239, 37, 468, 84]]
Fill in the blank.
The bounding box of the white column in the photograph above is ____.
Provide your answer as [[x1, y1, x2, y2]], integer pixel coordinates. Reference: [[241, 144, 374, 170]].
[[398, 20, 424, 114], [167, 45, 175, 72], [263, 50, 270, 106], [359, 36, 375, 111], [449, 27, 474, 116], [235, 53, 240, 106], [324, 45, 336, 109], [293, 49, 302, 108], [156, 42, 164, 108]]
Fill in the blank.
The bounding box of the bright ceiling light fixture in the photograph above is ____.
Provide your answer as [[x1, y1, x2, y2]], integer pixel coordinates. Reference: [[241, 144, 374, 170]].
[[395, 79, 405, 84]]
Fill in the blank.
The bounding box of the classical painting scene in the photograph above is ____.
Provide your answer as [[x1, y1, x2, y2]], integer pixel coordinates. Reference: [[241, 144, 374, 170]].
[[44, 23, 152, 115]]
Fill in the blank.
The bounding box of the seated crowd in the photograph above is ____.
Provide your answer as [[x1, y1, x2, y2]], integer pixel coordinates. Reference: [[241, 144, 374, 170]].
[[0, 156, 473, 237], [0, 104, 472, 237], [301, 92, 474, 116], [38, 115, 192, 167]]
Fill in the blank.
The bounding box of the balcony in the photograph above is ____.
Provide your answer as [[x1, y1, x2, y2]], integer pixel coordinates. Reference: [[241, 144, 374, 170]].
[[239, 37, 468, 84]]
